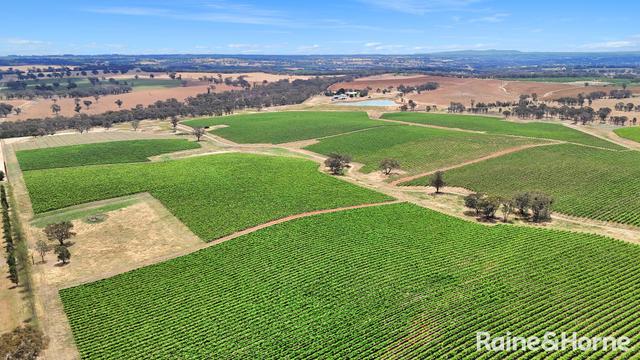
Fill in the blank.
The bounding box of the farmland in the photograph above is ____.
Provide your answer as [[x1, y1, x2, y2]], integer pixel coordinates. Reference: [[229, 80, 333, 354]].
[[22, 153, 392, 240], [182, 111, 385, 144], [305, 125, 543, 175], [408, 143, 640, 226], [16, 139, 200, 170], [0, 77, 182, 93], [614, 127, 640, 144], [382, 112, 624, 149], [60, 203, 640, 358]]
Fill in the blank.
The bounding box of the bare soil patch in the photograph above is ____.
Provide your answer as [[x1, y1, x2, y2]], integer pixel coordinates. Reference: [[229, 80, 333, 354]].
[[31, 196, 204, 359], [5, 84, 238, 121], [330, 74, 587, 108]]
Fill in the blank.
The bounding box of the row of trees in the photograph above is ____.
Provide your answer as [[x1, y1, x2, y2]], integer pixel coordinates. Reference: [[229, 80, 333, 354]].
[[464, 191, 553, 223], [1, 186, 19, 286], [2, 80, 132, 100], [0, 77, 337, 138], [397, 82, 439, 95], [555, 89, 633, 107]]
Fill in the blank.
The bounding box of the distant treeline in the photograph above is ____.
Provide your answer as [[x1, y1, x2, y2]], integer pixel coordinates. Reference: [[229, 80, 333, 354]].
[[444, 95, 638, 126], [0, 77, 337, 138]]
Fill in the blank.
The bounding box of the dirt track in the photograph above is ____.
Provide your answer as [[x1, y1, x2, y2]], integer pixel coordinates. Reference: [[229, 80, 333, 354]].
[[330, 74, 586, 107], [388, 142, 558, 186]]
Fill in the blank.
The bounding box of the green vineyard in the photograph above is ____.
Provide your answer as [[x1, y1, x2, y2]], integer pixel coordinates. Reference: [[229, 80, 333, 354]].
[[16, 139, 200, 170], [614, 127, 640, 144], [408, 143, 640, 226], [182, 111, 385, 144], [60, 203, 640, 358], [305, 125, 541, 175], [382, 112, 624, 150], [22, 153, 391, 240]]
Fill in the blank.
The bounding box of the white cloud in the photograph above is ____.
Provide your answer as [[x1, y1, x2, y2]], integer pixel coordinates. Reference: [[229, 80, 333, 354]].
[[579, 35, 640, 50], [85, 4, 292, 26], [357, 0, 482, 15], [469, 13, 509, 23], [4, 38, 46, 45]]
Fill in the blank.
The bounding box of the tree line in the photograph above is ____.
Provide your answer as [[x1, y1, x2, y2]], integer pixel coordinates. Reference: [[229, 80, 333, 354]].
[[0, 77, 338, 138]]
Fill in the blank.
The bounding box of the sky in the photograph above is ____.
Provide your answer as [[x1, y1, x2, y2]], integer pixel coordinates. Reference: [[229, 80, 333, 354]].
[[2, 0, 640, 55]]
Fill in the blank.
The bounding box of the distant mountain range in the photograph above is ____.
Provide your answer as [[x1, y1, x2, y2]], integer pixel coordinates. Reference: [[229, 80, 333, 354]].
[[2, 51, 640, 76]]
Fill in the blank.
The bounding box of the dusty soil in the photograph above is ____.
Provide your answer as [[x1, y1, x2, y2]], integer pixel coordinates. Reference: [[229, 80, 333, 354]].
[[31, 196, 205, 359], [5, 84, 238, 121], [0, 262, 31, 334], [329, 74, 586, 107]]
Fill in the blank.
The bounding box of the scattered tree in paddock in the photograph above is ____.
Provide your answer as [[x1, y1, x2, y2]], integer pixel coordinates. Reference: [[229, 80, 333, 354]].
[[14, 107, 22, 116], [430, 171, 446, 193], [530, 192, 554, 222], [479, 196, 501, 219], [83, 100, 92, 109], [598, 107, 612, 123], [324, 153, 352, 175], [50, 103, 61, 116], [54, 245, 71, 264], [74, 103, 82, 113], [379, 158, 400, 176], [170, 116, 179, 132], [464, 193, 484, 216], [115, 99, 123, 108], [513, 192, 531, 216], [408, 99, 417, 111], [35, 240, 49, 263], [43, 221, 75, 246], [131, 120, 141, 131], [501, 198, 515, 223], [0, 103, 14, 118], [192, 127, 206, 141]]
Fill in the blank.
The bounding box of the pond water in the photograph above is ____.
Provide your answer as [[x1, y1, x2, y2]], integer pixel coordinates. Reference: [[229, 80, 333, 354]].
[[335, 99, 397, 107]]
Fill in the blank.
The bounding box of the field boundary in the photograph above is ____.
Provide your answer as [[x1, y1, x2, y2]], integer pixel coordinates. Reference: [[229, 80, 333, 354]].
[[389, 142, 560, 186], [376, 113, 625, 151]]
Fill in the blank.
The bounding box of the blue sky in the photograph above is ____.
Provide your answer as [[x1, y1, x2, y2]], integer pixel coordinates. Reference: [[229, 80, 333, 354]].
[[2, 0, 639, 55]]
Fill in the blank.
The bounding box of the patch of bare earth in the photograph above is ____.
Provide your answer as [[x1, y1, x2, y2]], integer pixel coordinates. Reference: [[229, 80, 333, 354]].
[[31, 196, 204, 359], [5, 84, 240, 121], [329, 74, 584, 108]]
